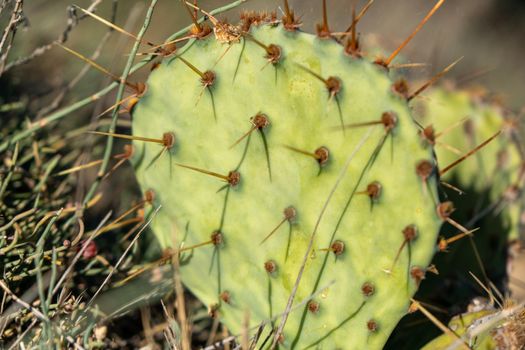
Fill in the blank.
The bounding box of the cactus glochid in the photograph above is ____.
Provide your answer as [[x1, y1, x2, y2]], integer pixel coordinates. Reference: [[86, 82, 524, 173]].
[[131, 10, 447, 349]]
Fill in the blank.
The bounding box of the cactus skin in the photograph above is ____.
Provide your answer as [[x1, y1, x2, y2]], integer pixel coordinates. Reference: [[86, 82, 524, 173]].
[[132, 22, 443, 349]]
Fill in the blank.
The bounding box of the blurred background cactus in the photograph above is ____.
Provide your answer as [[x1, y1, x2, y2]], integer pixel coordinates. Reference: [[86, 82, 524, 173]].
[[1, 0, 524, 349]]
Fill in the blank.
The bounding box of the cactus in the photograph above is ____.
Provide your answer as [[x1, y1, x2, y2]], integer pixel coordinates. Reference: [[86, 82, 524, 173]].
[[422, 298, 525, 350], [415, 86, 524, 296], [386, 86, 525, 349], [417, 86, 524, 243], [5, 0, 523, 348], [130, 13, 446, 349]]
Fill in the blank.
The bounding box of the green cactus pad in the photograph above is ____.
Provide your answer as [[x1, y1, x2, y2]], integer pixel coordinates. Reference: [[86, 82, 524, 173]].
[[417, 87, 524, 243], [422, 300, 525, 350], [411, 87, 524, 309], [385, 86, 525, 349], [422, 309, 498, 350], [132, 23, 442, 349]]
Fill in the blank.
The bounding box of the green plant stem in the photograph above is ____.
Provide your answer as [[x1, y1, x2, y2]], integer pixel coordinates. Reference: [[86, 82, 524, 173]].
[[0, 83, 117, 152], [46, 248, 58, 306], [0, 142, 19, 200], [34, 210, 61, 344], [80, 0, 159, 212], [98, 0, 159, 177]]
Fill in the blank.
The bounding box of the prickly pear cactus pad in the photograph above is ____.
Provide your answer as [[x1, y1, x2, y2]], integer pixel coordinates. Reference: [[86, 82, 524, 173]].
[[422, 300, 525, 350], [416, 87, 524, 243], [132, 21, 442, 349], [388, 86, 525, 350]]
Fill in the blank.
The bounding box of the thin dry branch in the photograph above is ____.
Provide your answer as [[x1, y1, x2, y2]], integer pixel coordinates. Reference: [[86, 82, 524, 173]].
[[0, 280, 49, 322], [1, 0, 103, 74], [35, 1, 118, 118], [0, 0, 25, 74]]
